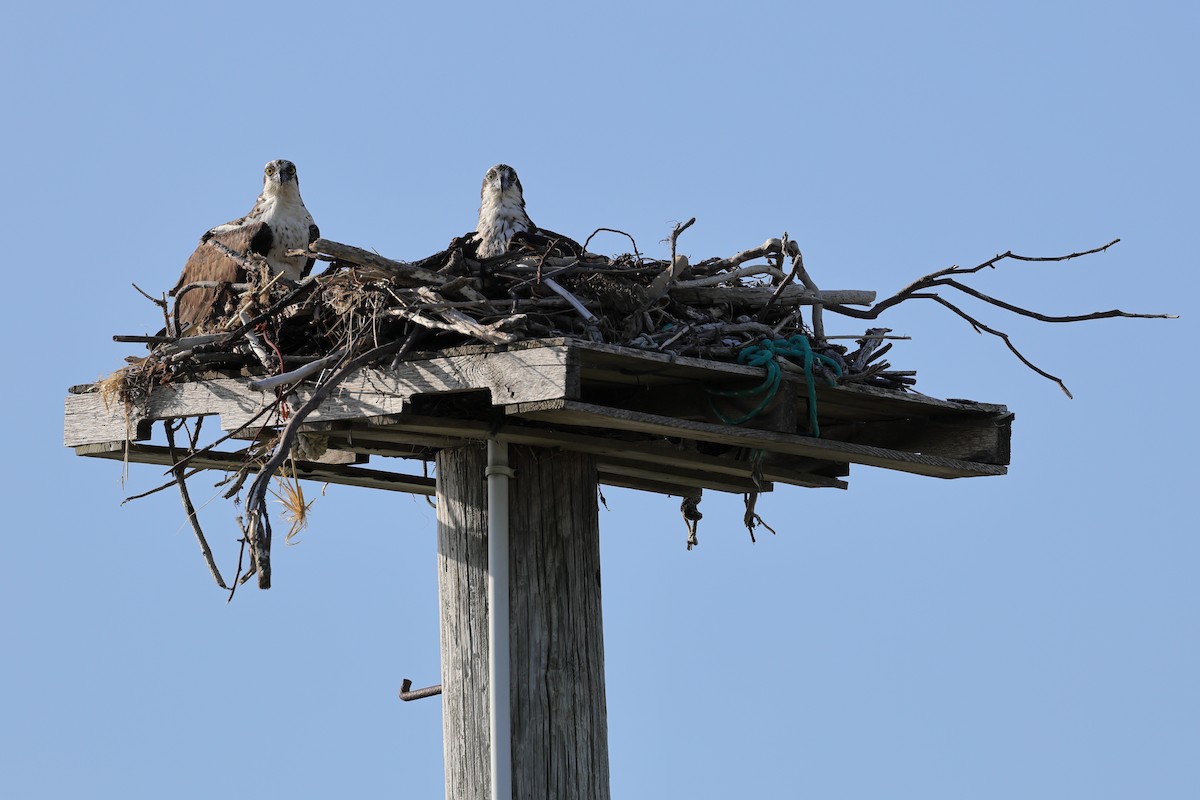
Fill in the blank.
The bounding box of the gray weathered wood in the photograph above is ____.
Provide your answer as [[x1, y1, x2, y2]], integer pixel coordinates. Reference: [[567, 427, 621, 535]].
[[506, 399, 1007, 479], [75, 441, 436, 494], [436, 446, 611, 800], [437, 446, 492, 800], [508, 448, 610, 800], [358, 414, 848, 490], [309, 237, 449, 286], [67, 340, 1010, 494], [821, 416, 1012, 465], [63, 347, 575, 448]]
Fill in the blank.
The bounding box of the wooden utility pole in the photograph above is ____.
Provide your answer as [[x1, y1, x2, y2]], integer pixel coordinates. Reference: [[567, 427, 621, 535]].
[[437, 444, 609, 800]]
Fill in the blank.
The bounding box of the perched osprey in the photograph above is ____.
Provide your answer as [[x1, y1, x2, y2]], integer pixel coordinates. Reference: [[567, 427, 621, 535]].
[[171, 159, 319, 332], [473, 163, 533, 259]]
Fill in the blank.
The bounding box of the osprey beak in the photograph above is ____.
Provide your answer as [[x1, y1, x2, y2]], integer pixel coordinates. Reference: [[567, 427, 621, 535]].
[[499, 172, 514, 191]]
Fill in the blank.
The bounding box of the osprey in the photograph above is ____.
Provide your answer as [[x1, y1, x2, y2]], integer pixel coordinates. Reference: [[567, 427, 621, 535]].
[[473, 163, 534, 259], [171, 159, 319, 332]]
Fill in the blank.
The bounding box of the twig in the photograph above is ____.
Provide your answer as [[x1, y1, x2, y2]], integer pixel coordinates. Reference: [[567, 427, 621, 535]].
[[669, 217, 696, 270], [673, 263, 786, 288], [414, 287, 518, 344], [238, 309, 275, 372], [211, 276, 324, 346], [165, 401, 279, 474], [121, 466, 206, 504], [828, 239, 1128, 320], [742, 492, 777, 543], [164, 420, 227, 589], [248, 350, 346, 392], [757, 235, 803, 322], [583, 227, 641, 259], [542, 278, 599, 324], [242, 329, 425, 588], [820, 239, 1174, 392], [929, 278, 1175, 323], [132, 283, 172, 334], [918, 293, 1075, 398]]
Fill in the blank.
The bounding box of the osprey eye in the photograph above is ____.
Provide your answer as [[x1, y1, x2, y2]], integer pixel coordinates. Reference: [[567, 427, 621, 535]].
[[265, 165, 276, 176], [286, 165, 295, 175]]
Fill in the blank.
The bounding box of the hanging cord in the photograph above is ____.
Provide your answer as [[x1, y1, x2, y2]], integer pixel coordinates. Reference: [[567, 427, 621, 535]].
[[706, 335, 842, 435]]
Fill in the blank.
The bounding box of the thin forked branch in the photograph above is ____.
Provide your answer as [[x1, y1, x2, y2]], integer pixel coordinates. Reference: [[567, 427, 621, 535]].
[[824, 239, 1174, 394]]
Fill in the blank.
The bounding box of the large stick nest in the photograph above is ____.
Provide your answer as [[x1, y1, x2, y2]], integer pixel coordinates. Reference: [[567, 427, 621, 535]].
[[105, 223, 1170, 594], [123, 223, 920, 402]]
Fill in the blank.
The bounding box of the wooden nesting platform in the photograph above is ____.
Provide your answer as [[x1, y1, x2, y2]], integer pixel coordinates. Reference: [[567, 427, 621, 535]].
[[64, 338, 1012, 497]]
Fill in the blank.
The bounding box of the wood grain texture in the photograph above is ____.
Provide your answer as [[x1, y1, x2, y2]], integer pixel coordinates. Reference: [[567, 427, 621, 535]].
[[64, 347, 574, 448], [508, 448, 610, 800], [360, 414, 847, 490], [75, 441, 435, 494], [507, 399, 1007, 479], [435, 446, 611, 800], [437, 445, 492, 800]]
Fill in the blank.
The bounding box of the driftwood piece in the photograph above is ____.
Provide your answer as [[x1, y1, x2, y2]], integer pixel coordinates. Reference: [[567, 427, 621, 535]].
[[414, 287, 519, 344], [308, 238, 448, 285], [247, 351, 346, 392]]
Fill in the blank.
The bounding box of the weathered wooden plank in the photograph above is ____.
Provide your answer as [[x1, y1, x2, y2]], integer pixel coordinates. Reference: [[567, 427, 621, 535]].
[[810, 382, 1011, 422], [358, 414, 848, 490], [75, 441, 436, 494], [324, 427, 743, 495], [485, 339, 1003, 413], [594, 471, 703, 497], [596, 456, 771, 494], [585, 378, 799, 433], [505, 399, 1007, 479], [63, 348, 576, 448], [822, 415, 1012, 465]]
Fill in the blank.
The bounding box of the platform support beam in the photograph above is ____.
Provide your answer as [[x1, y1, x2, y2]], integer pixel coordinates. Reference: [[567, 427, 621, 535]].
[[437, 445, 610, 800]]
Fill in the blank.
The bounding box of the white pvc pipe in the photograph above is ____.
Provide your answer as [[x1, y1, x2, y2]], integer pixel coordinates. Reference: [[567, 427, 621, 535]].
[[486, 439, 514, 800]]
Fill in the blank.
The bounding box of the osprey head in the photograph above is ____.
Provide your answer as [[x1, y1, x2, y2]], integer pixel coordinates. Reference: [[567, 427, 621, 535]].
[[482, 163, 522, 198], [262, 159, 300, 193]]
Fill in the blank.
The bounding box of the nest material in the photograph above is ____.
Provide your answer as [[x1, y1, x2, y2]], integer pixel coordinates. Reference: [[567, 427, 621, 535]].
[[121, 228, 908, 404], [101, 227, 1166, 594]]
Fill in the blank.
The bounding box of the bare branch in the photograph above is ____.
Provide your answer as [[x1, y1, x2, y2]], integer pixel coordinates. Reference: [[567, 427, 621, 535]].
[[583, 227, 641, 259], [669, 217, 696, 269], [164, 420, 228, 588], [242, 329, 425, 588], [915, 293, 1074, 398]]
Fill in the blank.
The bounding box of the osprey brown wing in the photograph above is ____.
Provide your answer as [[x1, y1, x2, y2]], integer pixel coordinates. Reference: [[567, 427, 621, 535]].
[[301, 222, 320, 279], [171, 218, 271, 333]]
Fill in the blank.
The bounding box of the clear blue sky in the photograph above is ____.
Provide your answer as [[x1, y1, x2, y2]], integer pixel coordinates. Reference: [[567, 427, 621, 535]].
[[3, 2, 1197, 798]]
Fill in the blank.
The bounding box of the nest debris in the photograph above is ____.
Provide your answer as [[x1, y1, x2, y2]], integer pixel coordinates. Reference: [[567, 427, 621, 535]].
[[117, 224, 911, 401], [101, 222, 1170, 594]]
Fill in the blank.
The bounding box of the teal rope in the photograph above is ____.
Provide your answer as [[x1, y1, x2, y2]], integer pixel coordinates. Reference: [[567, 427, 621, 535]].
[[706, 335, 842, 435]]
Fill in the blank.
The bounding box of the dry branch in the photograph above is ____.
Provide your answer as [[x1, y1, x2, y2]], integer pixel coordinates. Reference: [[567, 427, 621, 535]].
[[822, 240, 1173, 393], [164, 420, 227, 589]]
